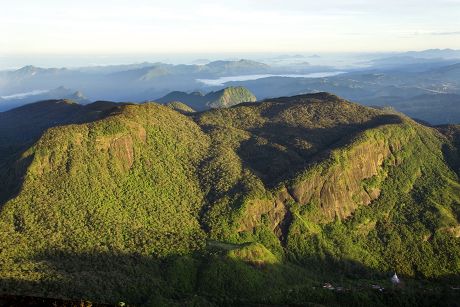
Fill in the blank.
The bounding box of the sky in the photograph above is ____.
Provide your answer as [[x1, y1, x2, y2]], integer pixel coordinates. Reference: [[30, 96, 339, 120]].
[[1, 0, 460, 56]]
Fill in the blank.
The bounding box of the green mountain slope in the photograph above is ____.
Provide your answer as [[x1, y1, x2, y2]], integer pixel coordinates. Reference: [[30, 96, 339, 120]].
[[0, 99, 128, 152], [0, 93, 459, 305], [0, 99, 128, 204], [165, 101, 196, 114], [156, 86, 257, 111], [439, 124, 460, 176], [0, 104, 209, 256]]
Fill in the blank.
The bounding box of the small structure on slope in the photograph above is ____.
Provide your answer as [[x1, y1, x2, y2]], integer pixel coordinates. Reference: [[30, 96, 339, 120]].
[[391, 273, 400, 285]]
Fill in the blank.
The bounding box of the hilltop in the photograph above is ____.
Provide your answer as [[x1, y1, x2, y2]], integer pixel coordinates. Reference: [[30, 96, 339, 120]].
[[156, 86, 257, 110], [165, 101, 196, 114], [0, 99, 130, 204], [0, 99, 128, 152], [0, 93, 459, 305]]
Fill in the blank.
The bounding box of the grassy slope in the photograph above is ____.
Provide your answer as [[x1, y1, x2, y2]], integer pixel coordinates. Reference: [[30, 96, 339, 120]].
[[0, 94, 459, 305]]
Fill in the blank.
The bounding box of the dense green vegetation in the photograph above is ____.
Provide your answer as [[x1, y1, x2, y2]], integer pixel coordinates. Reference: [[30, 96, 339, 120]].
[[440, 124, 460, 176], [0, 93, 459, 306], [165, 101, 195, 114], [0, 99, 128, 205], [156, 86, 257, 111]]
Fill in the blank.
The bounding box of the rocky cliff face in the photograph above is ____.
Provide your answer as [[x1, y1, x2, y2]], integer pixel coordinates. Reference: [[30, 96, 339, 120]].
[[235, 123, 413, 239]]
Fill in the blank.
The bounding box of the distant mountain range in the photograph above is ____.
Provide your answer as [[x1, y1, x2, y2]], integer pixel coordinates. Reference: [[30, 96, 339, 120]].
[[0, 59, 288, 108], [365, 93, 460, 125], [1, 50, 460, 124], [224, 61, 460, 124], [401, 48, 460, 59]]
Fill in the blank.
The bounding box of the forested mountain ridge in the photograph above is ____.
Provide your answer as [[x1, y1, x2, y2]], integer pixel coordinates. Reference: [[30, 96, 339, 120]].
[[156, 86, 257, 111], [0, 99, 129, 205], [0, 93, 459, 306]]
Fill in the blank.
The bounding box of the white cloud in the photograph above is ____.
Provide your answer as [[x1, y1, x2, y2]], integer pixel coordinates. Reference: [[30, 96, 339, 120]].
[[0, 0, 459, 53]]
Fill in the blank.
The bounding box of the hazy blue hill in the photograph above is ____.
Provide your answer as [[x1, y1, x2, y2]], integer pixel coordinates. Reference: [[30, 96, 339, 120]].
[[368, 49, 460, 70], [402, 48, 460, 59], [110, 59, 271, 82], [431, 62, 460, 73], [76, 62, 157, 74], [108, 64, 171, 81], [2, 52, 459, 115], [204, 59, 270, 75], [0, 93, 459, 305], [224, 65, 460, 124], [9, 65, 71, 79], [387, 93, 460, 124], [0, 86, 90, 111], [429, 63, 460, 81], [361, 93, 460, 125]]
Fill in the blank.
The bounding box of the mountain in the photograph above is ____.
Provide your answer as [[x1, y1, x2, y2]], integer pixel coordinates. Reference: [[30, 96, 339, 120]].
[[111, 59, 271, 82], [2, 55, 459, 111], [439, 125, 460, 176], [156, 86, 257, 110], [192, 59, 211, 65], [272, 54, 307, 60], [0, 98, 130, 208], [204, 59, 270, 75], [364, 93, 460, 125], [429, 63, 460, 81], [224, 64, 460, 124], [7, 65, 71, 80], [0, 93, 459, 306], [0, 99, 128, 162], [0, 60, 272, 104], [367, 49, 460, 70], [165, 101, 196, 114], [75, 62, 157, 74], [368, 56, 459, 72], [205, 86, 257, 108], [402, 48, 460, 59], [0, 86, 90, 111]]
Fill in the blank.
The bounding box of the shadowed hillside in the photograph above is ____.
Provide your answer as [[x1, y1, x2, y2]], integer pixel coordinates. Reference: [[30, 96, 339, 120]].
[[0, 99, 129, 205]]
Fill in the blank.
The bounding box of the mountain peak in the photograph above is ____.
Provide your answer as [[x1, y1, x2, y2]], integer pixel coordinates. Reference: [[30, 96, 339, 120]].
[[15, 65, 40, 75], [156, 86, 256, 111], [265, 92, 343, 104], [207, 86, 257, 108]]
